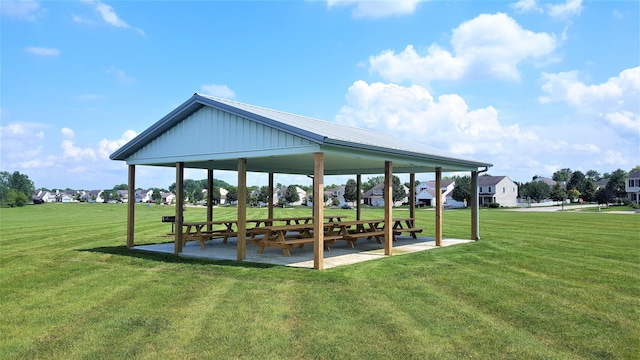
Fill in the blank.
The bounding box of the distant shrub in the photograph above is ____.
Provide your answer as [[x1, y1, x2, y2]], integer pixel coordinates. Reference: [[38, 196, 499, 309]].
[[488, 202, 500, 208]]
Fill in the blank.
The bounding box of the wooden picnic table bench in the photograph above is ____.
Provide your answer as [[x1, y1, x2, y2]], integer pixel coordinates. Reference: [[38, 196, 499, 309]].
[[391, 218, 423, 239], [324, 219, 386, 248], [251, 223, 342, 256], [182, 220, 239, 248]]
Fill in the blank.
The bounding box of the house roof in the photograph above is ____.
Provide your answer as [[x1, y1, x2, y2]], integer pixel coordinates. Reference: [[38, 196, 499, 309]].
[[628, 170, 640, 179], [477, 175, 508, 187], [110, 93, 491, 175]]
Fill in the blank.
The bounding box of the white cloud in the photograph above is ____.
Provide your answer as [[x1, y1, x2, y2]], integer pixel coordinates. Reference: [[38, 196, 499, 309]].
[[0, 0, 46, 21], [0, 122, 50, 167], [98, 129, 137, 159], [539, 66, 640, 135], [25, 46, 60, 56], [327, 0, 423, 19], [334, 80, 538, 157], [510, 0, 542, 14], [332, 80, 636, 182], [509, 0, 582, 19], [107, 66, 136, 85], [571, 143, 599, 154], [201, 84, 236, 99], [81, 0, 144, 35], [60, 128, 96, 160], [369, 13, 557, 84], [547, 0, 582, 19]]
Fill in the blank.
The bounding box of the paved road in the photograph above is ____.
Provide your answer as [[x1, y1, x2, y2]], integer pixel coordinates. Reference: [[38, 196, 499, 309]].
[[508, 204, 638, 214]]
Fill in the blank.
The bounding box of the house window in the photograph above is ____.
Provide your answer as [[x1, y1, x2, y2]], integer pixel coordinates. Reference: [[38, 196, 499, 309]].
[[479, 186, 483, 193], [503, 187, 506, 193], [488, 186, 492, 193]]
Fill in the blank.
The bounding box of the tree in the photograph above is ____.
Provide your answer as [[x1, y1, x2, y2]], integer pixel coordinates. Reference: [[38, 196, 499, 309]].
[[567, 170, 586, 193], [595, 188, 614, 206], [209, 187, 221, 204], [582, 180, 596, 202], [191, 189, 204, 204], [112, 184, 128, 191], [605, 168, 627, 200], [0, 171, 35, 207], [257, 186, 271, 204], [362, 176, 384, 192], [285, 185, 300, 204], [226, 186, 238, 204], [520, 181, 551, 203], [344, 179, 358, 203], [101, 189, 114, 203], [550, 182, 567, 203], [150, 188, 163, 204], [585, 170, 601, 182], [552, 168, 572, 183], [391, 175, 406, 203], [451, 175, 471, 203], [567, 189, 581, 202]]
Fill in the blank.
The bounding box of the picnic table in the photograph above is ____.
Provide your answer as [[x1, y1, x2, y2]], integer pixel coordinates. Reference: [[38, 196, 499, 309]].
[[324, 219, 386, 247], [391, 218, 423, 239], [182, 220, 238, 248]]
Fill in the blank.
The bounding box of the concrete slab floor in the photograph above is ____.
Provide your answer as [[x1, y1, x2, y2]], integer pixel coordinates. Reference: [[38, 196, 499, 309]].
[[134, 236, 475, 269]]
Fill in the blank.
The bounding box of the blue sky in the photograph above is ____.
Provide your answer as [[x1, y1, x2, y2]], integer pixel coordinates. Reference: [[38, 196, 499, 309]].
[[1, 0, 638, 190]]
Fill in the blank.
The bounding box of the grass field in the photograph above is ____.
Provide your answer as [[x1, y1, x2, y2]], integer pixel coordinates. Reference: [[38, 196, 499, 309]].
[[1, 203, 638, 359]]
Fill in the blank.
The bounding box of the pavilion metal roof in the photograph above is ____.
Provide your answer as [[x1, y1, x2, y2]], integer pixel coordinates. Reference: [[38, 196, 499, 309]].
[[110, 93, 492, 175]]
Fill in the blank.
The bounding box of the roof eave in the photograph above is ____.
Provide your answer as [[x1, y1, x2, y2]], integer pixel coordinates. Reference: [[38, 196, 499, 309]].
[[324, 139, 492, 170]]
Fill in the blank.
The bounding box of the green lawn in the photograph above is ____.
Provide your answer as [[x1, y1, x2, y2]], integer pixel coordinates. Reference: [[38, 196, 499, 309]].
[[1, 203, 638, 359]]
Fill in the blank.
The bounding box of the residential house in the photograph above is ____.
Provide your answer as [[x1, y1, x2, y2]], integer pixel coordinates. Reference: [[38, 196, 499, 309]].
[[626, 170, 640, 204], [477, 176, 518, 207], [32, 190, 53, 204], [363, 183, 408, 207], [415, 179, 456, 207], [325, 185, 346, 206], [161, 192, 176, 205], [595, 178, 609, 190], [116, 190, 129, 202], [135, 189, 153, 203], [276, 186, 307, 206], [533, 176, 557, 187], [82, 190, 104, 203]]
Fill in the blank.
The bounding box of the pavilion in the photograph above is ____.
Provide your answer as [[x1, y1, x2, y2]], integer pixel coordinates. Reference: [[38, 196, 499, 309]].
[[110, 93, 492, 270]]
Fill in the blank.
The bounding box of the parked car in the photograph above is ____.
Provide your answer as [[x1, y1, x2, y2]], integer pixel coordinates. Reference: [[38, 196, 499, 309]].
[[341, 204, 353, 209]]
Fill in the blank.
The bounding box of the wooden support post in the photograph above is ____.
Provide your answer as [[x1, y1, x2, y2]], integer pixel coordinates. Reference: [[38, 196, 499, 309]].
[[237, 159, 247, 261], [207, 169, 214, 232], [384, 161, 393, 255], [126, 165, 135, 248], [268, 172, 274, 220], [356, 174, 361, 221], [175, 162, 184, 254], [313, 153, 325, 270], [471, 170, 479, 241], [435, 167, 442, 246], [409, 173, 416, 220]]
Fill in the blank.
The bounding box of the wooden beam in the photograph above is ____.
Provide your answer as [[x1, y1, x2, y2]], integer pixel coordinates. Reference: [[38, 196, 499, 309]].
[[435, 167, 442, 246], [409, 173, 416, 220], [313, 153, 325, 270], [268, 172, 274, 220], [175, 162, 184, 255], [126, 165, 135, 248], [356, 174, 361, 221], [384, 161, 393, 256], [471, 170, 479, 240], [207, 169, 213, 232], [237, 159, 247, 261]]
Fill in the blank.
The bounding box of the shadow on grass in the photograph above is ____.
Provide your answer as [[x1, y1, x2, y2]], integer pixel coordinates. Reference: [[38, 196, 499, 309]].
[[80, 245, 278, 269]]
